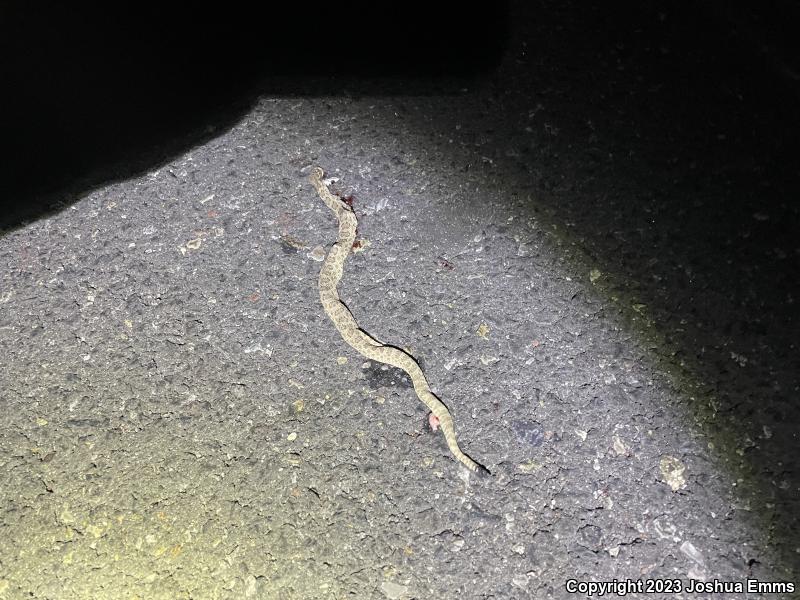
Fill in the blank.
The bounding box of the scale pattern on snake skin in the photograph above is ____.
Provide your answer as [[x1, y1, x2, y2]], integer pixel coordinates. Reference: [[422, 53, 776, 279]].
[[309, 166, 490, 476]]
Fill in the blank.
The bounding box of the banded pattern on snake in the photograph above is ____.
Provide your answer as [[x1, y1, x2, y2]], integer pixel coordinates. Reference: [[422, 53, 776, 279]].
[[309, 166, 489, 476]]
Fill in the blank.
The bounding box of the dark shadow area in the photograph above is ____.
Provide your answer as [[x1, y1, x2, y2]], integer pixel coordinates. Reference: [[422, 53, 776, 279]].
[[1, 2, 509, 231], [418, 0, 798, 576]]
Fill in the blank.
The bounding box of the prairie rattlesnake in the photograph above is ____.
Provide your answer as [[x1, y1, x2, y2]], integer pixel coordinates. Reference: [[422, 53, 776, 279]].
[[309, 167, 489, 476]]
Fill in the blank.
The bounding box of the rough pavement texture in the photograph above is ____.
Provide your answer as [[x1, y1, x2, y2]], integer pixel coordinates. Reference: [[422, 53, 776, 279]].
[[1, 2, 798, 599]]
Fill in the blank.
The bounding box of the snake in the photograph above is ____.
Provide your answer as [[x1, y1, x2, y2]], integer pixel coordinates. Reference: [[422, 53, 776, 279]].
[[309, 166, 490, 477]]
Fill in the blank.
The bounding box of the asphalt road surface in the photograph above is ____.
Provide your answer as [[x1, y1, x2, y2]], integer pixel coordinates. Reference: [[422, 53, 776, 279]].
[[1, 2, 798, 599]]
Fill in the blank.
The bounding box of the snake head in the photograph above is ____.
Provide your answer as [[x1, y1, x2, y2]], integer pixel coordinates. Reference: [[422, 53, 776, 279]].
[[310, 166, 325, 181]]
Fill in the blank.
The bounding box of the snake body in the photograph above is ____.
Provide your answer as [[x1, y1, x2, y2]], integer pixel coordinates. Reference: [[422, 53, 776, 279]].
[[309, 166, 489, 476]]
